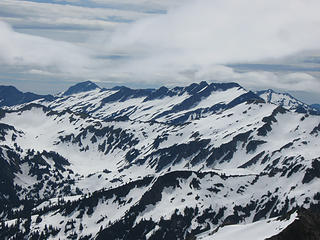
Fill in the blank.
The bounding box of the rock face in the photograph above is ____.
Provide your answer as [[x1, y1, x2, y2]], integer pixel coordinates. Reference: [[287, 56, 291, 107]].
[[267, 209, 320, 240], [0, 81, 319, 239]]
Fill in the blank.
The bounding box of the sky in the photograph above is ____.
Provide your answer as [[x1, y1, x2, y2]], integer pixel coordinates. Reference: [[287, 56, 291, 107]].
[[0, 0, 320, 103]]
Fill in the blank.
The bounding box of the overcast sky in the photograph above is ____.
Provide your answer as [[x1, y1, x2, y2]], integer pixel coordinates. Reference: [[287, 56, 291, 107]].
[[0, 0, 320, 103]]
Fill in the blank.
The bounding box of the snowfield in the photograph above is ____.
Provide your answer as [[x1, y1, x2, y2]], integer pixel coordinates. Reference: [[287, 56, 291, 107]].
[[198, 212, 298, 240]]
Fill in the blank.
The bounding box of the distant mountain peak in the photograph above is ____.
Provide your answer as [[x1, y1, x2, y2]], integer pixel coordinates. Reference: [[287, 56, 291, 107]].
[[62, 81, 101, 96], [259, 88, 293, 97], [0, 85, 54, 107], [255, 88, 316, 113], [111, 85, 127, 91]]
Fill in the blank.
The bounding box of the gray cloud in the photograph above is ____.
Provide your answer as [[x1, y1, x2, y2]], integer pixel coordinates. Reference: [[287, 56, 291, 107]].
[[95, 0, 320, 92], [0, 0, 320, 99], [192, 65, 320, 93], [0, 21, 100, 74], [106, 0, 320, 67], [0, 0, 148, 31]]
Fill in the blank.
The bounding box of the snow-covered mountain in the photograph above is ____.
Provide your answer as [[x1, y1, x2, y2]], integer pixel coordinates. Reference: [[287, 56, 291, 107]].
[[255, 89, 319, 114], [45, 81, 265, 124], [0, 81, 320, 239]]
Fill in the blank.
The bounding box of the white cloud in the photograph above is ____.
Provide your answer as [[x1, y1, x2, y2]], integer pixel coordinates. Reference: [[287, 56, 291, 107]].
[[0, 21, 99, 75], [107, 0, 320, 63], [1, 0, 320, 95], [0, 0, 148, 31], [28, 69, 54, 76], [193, 65, 320, 93], [94, 0, 320, 92]]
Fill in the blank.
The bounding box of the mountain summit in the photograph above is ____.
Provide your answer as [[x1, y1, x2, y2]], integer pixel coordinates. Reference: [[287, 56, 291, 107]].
[[62, 81, 101, 96]]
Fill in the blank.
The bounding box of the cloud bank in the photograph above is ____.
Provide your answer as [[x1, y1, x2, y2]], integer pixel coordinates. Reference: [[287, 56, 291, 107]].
[[102, 0, 320, 91], [107, 0, 320, 66], [0, 21, 99, 75], [1, 0, 320, 95]]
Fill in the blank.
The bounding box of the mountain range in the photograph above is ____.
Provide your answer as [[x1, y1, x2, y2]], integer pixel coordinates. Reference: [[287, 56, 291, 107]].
[[0, 80, 319, 240]]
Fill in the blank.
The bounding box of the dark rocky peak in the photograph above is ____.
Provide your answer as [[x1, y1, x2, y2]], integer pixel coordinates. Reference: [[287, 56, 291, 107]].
[[0, 85, 20, 96], [143, 86, 184, 102], [170, 82, 245, 112], [63, 81, 101, 96], [208, 82, 241, 91], [101, 86, 154, 104], [143, 86, 171, 102], [184, 81, 209, 95], [172, 86, 184, 94], [168, 81, 240, 98], [0, 85, 54, 107], [106, 81, 242, 104], [227, 91, 265, 108], [182, 81, 241, 96], [110, 85, 126, 91]]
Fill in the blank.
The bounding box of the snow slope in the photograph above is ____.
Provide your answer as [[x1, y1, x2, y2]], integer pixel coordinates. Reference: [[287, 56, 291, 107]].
[[198, 212, 297, 240]]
